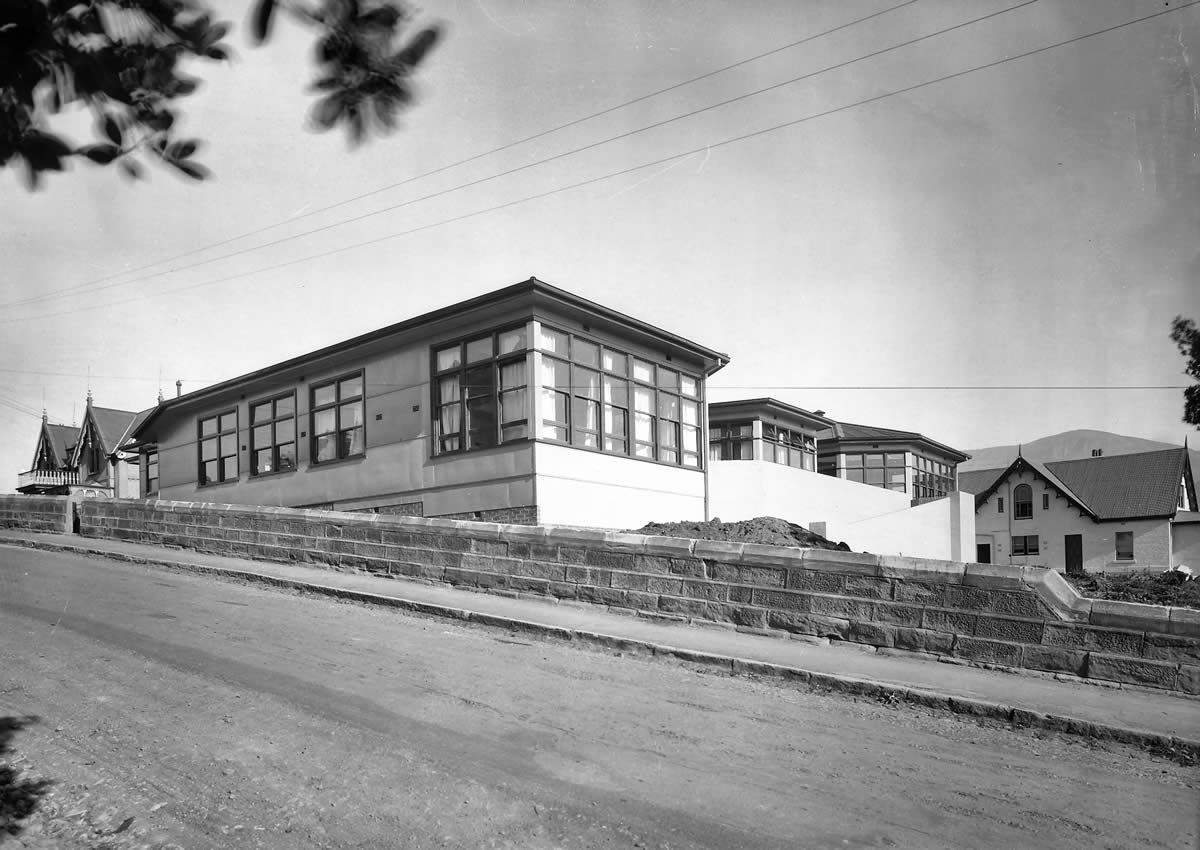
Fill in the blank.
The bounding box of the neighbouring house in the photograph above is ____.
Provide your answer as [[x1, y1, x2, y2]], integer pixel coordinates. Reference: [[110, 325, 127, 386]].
[[816, 421, 969, 503], [706, 398, 974, 560], [125, 277, 728, 528], [963, 447, 1197, 573], [15, 413, 80, 494], [16, 395, 148, 498]]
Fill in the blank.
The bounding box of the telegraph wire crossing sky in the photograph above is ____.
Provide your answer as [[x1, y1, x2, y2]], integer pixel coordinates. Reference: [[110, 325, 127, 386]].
[[2, 0, 1197, 491]]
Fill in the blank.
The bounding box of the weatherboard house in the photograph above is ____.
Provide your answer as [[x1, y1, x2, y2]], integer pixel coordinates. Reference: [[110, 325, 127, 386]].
[[961, 447, 1198, 574], [125, 278, 728, 529]]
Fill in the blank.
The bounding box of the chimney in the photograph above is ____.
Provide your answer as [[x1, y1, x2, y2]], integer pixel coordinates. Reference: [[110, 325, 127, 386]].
[[176, 380, 182, 398], [814, 410, 826, 417], [86, 388, 93, 409]]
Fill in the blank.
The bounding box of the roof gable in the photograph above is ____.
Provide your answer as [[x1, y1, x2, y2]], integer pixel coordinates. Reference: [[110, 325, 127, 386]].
[[1045, 448, 1190, 520], [71, 405, 140, 464], [969, 456, 1096, 518]]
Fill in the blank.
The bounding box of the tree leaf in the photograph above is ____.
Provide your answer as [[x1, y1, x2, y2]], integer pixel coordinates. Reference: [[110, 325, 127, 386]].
[[250, 0, 276, 43], [394, 25, 441, 68], [119, 158, 142, 180], [204, 45, 230, 61], [311, 93, 345, 130], [171, 160, 211, 181], [102, 114, 122, 145], [76, 143, 121, 165]]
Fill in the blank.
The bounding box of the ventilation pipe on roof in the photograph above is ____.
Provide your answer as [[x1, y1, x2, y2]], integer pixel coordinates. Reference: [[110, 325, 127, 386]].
[[176, 380, 182, 398]]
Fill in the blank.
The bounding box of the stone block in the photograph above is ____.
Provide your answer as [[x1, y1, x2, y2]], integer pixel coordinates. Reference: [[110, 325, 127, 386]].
[[940, 584, 997, 611], [1021, 644, 1087, 676], [786, 569, 846, 595], [973, 616, 1045, 645], [962, 562, 1027, 590], [679, 580, 726, 602], [922, 608, 977, 635], [723, 605, 768, 629], [610, 572, 650, 591], [658, 596, 709, 618], [1176, 665, 1200, 695], [891, 580, 943, 605], [470, 538, 509, 557], [1086, 653, 1178, 690], [871, 601, 923, 627], [623, 590, 659, 611], [893, 627, 955, 656], [705, 561, 740, 584], [877, 554, 962, 583], [842, 576, 893, 600], [514, 560, 566, 582], [989, 590, 1048, 619], [953, 636, 1023, 667], [668, 558, 706, 578], [558, 547, 587, 564], [765, 610, 818, 636], [738, 543, 807, 568], [566, 565, 612, 586], [1142, 633, 1200, 665], [802, 549, 881, 575], [639, 535, 696, 558], [1167, 607, 1200, 638], [734, 566, 787, 589], [751, 589, 811, 612], [728, 585, 753, 604], [601, 531, 650, 554], [507, 541, 561, 561], [576, 585, 626, 607], [1089, 599, 1170, 633], [692, 540, 745, 560], [808, 595, 873, 620], [645, 577, 683, 596], [584, 550, 636, 571], [847, 621, 896, 648], [634, 555, 672, 575]]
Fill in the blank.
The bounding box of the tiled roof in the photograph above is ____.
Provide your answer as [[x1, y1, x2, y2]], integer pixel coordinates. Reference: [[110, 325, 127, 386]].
[[45, 423, 79, 466], [957, 467, 1005, 496], [819, 421, 969, 462], [1045, 448, 1190, 520], [89, 406, 140, 454]]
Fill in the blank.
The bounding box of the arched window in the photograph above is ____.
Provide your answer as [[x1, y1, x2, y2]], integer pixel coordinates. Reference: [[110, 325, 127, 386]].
[[1014, 483, 1033, 519]]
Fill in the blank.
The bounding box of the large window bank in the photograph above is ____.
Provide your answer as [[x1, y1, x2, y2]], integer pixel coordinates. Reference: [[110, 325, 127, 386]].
[[127, 278, 727, 528]]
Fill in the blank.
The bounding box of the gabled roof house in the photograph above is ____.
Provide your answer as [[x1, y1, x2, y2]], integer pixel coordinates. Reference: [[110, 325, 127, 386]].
[[16, 414, 80, 494], [964, 447, 1197, 573]]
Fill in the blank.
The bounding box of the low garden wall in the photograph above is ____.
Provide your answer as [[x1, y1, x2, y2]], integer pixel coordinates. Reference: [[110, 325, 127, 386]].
[[0, 494, 70, 534], [60, 498, 1200, 695]]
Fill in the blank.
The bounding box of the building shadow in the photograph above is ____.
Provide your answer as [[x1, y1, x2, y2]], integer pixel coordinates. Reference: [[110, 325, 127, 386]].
[[1, 716, 52, 839]]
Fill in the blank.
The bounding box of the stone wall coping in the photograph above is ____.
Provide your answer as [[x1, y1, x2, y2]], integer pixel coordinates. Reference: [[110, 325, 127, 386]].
[[74, 497, 1198, 639]]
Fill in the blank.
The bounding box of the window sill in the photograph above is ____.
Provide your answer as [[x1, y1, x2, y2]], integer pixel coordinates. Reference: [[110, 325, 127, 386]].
[[197, 478, 240, 490], [250, 467, 300, 480], [310, 453, 366, 470]]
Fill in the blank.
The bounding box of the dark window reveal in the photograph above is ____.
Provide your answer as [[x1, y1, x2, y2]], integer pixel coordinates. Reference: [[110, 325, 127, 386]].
[[198, 410, 238, 485], [312, 373, 365, 463], [251, 393, 297, 475]]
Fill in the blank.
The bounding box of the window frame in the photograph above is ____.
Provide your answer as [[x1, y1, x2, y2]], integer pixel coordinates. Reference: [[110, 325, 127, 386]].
[[144, 449, 159, 496], [310, 371, 366, 465], [1115, 531, 1134, 561], [997, 496, 1005, 514], [1042, 492, 1050, 511], [1011, 534, 1040, 556], [536, 323, 704, 469], [250, 391, 298, 477], [197, 409, 238, 486], [1013, 483, 1033, 519], [433, 326, 529, 456]]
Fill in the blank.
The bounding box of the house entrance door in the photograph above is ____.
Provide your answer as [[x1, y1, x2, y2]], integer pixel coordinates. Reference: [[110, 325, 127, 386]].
[[1064, 534, 1083, 575], [976, 543, 991, 564]]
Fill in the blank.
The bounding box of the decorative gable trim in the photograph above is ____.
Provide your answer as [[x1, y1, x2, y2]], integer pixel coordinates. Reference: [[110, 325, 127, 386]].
[[971, 456, 1097, 520]]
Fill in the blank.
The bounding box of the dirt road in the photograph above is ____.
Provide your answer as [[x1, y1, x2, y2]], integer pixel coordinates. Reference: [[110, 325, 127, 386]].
[[1, 546, 1196, 849]]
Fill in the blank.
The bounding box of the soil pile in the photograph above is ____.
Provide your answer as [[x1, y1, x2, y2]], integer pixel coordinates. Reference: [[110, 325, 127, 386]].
[[1064, 569, 1200, 610], [631, 516, 850, 551]]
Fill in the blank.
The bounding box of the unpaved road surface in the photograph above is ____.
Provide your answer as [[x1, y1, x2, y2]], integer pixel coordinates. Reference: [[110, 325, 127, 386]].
[[0, 545, 1196, 849]]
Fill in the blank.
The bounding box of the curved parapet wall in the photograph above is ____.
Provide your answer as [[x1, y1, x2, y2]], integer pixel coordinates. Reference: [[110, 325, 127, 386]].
[[73, 498, 1200, 695]]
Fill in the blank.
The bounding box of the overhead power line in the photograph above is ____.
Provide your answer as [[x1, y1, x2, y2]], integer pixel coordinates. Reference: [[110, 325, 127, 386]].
[[3, 0, 1035, 311], [4, 0, 920, 310], [3, 0, 1194, 325]]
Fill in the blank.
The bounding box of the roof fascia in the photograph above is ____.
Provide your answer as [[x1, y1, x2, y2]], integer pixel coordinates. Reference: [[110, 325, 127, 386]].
[[709, 398, 834, 431], [973, 456, 1096, 518]]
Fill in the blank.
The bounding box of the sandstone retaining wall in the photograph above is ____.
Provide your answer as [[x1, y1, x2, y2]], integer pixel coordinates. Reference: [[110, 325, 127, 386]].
[[0, 494, 70, 534], [74, 498, 1200, 694]]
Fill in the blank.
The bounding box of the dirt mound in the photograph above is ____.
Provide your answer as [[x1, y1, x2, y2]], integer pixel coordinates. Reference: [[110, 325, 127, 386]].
[[630, 517, 850, 551]]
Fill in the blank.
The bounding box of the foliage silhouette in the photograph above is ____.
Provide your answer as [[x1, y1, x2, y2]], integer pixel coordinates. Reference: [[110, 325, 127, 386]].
[[0, 715, 53, 838], [1171, 316, 1200, 428], [1, 0, 441, 189]]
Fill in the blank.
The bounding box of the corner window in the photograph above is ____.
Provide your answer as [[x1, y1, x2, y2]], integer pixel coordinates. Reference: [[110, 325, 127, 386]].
[[763, 425, 817, 471], [1014, 483, 1033, 519], [844, 452, 905, 491], [538, 326, 701, 468], [251, 393, 297, 475], [312, 372, 364, 463], [144, 449, 158, 495], [198, 410, 238, 485], [710, 423, 753, 460], [1011, 534, 1039, 556], [1115, 531, 1134, 561], [912, 455, 955, 499], [435, 327, 528, 454]]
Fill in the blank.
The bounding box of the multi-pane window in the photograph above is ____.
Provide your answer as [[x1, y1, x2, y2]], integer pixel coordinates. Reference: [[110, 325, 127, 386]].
[[913, 455, 955, 499], [1011, 534, 1039, 556], [312, 373, 364, 463], [1115, 531, 1134, 561], [1013, 483, 1033, 519], [762, 425, 816, 470], [435, 327, 528, 454], [251, 393, 297, 475], [198, 410, 237, 485], [144, 449, 158, 495], [845, 452, 906, 491], [710, 423, 753, 460], [538, 326, 702, 468]]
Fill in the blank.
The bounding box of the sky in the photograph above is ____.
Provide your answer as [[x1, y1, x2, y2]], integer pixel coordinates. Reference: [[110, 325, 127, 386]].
[[2, 0, 1198, 490]]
